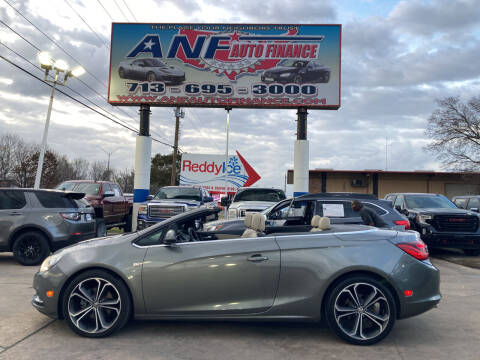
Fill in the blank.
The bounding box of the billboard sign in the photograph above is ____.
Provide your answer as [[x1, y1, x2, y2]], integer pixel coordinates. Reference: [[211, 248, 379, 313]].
[[180, 151, 260, 194], [109, 23, 341, 109]]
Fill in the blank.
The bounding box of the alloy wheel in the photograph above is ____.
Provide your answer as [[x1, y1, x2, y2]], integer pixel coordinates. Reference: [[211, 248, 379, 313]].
[[68, 277, 122, 334], [333, 282, 390, 341], [16, 238, 42, 262]]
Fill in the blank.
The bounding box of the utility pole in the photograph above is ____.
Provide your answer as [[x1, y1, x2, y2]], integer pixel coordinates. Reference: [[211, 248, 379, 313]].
[[171, 107, 184, 185], [98, 146, 119, 180]]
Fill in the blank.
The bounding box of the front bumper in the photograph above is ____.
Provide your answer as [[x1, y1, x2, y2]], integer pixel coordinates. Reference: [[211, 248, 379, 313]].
[[137, 214, 168, 230], [421, 231, 480, 249], [32, 269, 65, 319]]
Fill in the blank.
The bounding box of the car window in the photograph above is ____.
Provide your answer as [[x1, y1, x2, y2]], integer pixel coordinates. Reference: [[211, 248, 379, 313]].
[[385, 195, 396, 202], [133, 59, 144, 66], [364, 203, 388, 216], [315, 201, 357, 218], [60, 182, 100, 196], [56, 182, 76, 191], [102, 183, 112, 194], [136, 227, 167, 246], [35, 192, 78, 208], [394, 196, 404, 209], [233, 189, 286, 202], [404, 195, 457, 209], [0, 190, 26, 210], [155, 187, 202, 201], [454, 198, 468, 208], [468, 198, 480, 209], [111, 184, 122, 197], [267, 200, 292, 220]]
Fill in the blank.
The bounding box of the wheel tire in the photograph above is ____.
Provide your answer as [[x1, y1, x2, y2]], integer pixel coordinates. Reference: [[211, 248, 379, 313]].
[[325, 275, 396, 345], [12, 231, 50, 266], [146, 72, 156, 82], [294, 75, 302, 84], [124, 214, 132, 233], [118, 68, 125, 78], [62, 269, 131, 338], [96, 219, 107, 237], [323, 72, 330, 83], [464, 249, 480, 256]]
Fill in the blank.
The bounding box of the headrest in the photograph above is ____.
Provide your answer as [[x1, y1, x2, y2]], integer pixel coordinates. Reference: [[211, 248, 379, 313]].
[[311, 215, 321, 227], [244, 213, 253, 228], [251, 213, 266, 232], [319, 217, 331, 230]]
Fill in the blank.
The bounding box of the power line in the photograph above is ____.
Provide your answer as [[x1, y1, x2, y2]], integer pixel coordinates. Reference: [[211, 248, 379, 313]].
[[121, 0, 138, 22], [0, 52, 175, 149], [96, 0, 114, 21], [64, 0, 110, 50], [112, 0, 130, 21]]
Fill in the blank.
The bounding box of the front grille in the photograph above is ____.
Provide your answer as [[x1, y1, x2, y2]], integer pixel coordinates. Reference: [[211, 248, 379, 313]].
[[240, 209, 263, 217], [148, 205, 184, 218], [431, 215, 479, 232]]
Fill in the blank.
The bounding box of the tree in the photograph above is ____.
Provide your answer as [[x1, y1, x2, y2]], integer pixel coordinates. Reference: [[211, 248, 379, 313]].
[[90, 160, 111, 181], [426, 96, 480, 170], [114, 168, 134, 193], [0, 133, 21, 184], [150, 153, 181, 192]]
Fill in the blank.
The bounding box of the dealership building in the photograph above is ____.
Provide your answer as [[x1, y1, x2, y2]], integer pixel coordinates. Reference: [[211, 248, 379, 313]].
[[286, 169, 480, 199]]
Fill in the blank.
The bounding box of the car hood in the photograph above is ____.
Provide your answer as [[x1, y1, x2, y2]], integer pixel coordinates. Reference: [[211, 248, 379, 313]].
[[229, 201, 275, 210], [55, 233, 133, 255], [149, 199, 201, 207], [155, 66, 184, 76], [411, 208, 479, 216]]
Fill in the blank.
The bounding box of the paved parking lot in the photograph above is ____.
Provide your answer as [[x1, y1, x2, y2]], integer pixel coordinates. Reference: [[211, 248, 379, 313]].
[[1, 251, 480, 360]]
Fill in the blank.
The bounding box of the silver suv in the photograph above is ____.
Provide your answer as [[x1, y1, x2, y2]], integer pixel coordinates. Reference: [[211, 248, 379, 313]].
[[0, 188, 96, 265]]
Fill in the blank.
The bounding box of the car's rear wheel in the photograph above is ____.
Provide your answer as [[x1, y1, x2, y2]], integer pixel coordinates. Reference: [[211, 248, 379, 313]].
[[62, 270, 131, 337], [12, 231, 50, 266], [124, 213, 132, 233], [464, 249, 480, 256], [146, 72, 156, 82], [325, 276, 396, 345]]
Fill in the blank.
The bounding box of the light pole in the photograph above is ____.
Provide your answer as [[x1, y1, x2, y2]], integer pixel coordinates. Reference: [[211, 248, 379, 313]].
[[34, 52, 85, 189], [98, 146, 119, 180]]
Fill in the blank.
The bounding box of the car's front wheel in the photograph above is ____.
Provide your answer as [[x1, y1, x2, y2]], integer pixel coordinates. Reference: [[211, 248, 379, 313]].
[[62, 270, 131, 337], [294, 75, 303, 84], [146, 72, 156, 82], [12, 231, 50, 266], [118, 67, 125, 78], [325, 276, 396, 345]]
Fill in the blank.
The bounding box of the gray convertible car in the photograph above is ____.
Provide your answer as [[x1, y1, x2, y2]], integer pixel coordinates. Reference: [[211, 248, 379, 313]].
[[32, 207, 441, 345]]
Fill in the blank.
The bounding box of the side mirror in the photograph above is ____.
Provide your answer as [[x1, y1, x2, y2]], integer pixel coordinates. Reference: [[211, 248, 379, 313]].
[[204, 196, 213, 203], [470, 207, 479, 213], [146, 195, 154, 201], [394, 205, 402, 212], [164, 229, 177, 245], [220, 197, 231, 207], [102, 191, 115, 198]]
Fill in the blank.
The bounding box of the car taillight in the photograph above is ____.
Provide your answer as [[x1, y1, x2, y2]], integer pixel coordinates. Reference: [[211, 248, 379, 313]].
[[396, 240, 429, 260], [394, 220, 410, 230], [60, 212, 81, 221]]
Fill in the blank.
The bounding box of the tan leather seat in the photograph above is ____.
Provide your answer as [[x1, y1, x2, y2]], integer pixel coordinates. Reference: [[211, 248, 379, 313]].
[[310, 215, 321, 232], [241, 213, 266, 238], [241, 213, 256, 238]]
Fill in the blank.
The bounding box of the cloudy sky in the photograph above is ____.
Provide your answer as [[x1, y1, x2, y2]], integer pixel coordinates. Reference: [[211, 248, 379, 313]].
[[0, 0, 479, 190]]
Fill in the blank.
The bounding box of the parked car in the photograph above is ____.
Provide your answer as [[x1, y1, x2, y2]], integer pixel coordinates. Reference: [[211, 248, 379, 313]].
[[0, 188, 95, 265], [261, 60, 331, 84], [223, 187, 286, 219], [209, 193, 409, 236], [32, 207, 440, 345], [118, 58, 185, 83], [137, 186, 217, 230], [452, 195, 480, 212], [56, 180, 133, 236], [385, 193, 480, 255]]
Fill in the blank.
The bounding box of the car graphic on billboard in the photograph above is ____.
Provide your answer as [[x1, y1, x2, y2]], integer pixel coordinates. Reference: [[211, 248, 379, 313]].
[[261, 60, 331, 84], [118, 58, 185, 84]]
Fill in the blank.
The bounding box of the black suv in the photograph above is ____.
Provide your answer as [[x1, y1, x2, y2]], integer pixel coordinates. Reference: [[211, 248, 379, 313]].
[[385, 193, 480, 255], [0, 188, 96, 265], [205, 193, 409, 236]]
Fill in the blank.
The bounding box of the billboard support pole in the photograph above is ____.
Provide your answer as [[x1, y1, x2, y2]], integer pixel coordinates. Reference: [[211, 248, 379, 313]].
[[132, 104, 152, 232], [293, 107, 309, 197], [224, 107, 231, 219]]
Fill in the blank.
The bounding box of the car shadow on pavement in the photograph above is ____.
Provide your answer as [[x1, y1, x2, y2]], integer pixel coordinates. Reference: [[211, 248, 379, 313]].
[[430, 248, 480, 269]]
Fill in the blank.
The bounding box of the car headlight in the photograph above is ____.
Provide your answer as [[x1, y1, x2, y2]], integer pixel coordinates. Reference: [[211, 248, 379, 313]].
[[417, 214, 433, 225], [280, 72, 291, 77], [139, 205, 148, 215], [40, 254, 61, 272]]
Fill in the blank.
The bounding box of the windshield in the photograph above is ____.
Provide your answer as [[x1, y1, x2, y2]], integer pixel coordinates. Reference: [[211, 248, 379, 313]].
[[234, 189, 286, 202], [154, 187, 201, 201], [281, 60, 307, 68], [56, 182, 100, 196], [405, 195, 457, 209], [144, 59, 166, 67]]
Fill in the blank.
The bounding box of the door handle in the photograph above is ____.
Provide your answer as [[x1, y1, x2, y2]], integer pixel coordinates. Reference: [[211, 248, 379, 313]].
[[8, 212, 22, 216], [247, 254, 268, 262]]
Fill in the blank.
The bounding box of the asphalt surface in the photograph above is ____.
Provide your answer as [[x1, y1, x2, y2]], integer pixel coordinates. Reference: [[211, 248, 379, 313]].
[[1, 251, 480, 360]]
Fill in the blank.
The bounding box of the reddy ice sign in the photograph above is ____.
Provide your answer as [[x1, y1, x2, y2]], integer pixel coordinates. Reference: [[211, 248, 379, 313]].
[[108, 23, 341, 109], [180, 152, 260, 194]]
